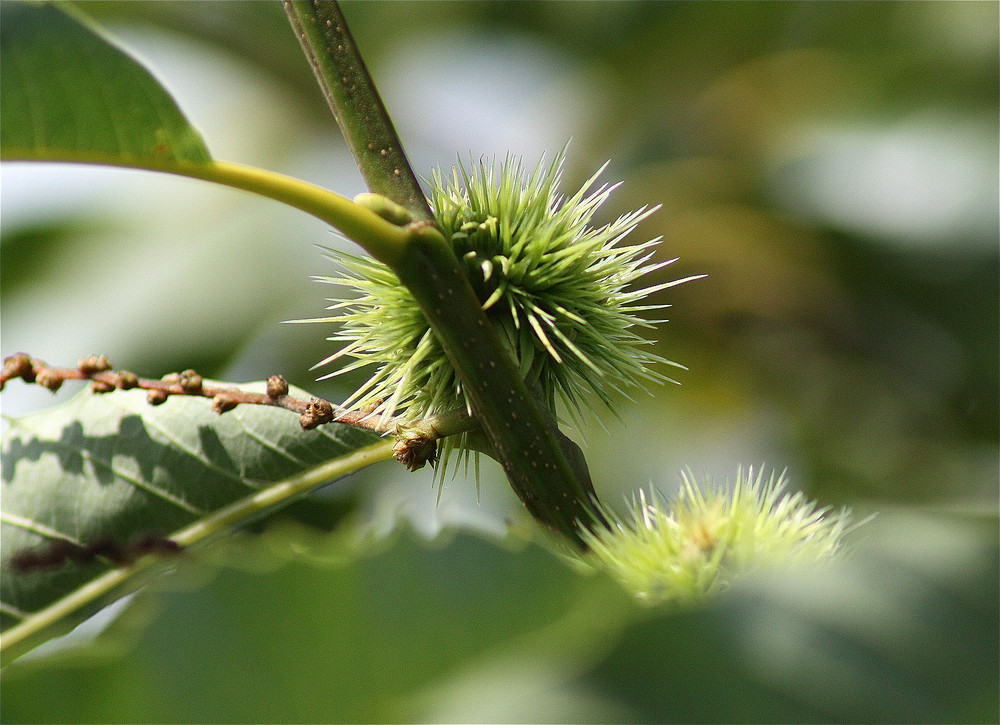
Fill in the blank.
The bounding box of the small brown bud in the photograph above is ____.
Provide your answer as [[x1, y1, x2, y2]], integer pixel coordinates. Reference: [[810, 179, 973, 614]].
[[117, 371, 139, 389], [299, 397, 334, 430], [266, 374, 289, 398], [211, 394, 239, 414], [161, 372, 181, 385], [178, 370, 203, 394], [35, 368, 63, 392], [3, 353, 35, 382], [147, 389, 169, 406], [78, 355, 111, 374]]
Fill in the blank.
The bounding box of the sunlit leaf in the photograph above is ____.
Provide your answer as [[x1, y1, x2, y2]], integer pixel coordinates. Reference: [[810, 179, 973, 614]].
[[0, 2, 211, 165]]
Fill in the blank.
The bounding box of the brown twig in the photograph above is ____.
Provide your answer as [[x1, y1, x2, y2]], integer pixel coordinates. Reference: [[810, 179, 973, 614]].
[[2, 352, 341, 429], [1, 353, 476, 471]]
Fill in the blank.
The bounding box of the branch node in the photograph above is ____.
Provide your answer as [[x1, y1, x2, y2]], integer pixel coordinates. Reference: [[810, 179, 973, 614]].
[[35, 368, 64, 392], [392, 430, 438, 472], [300, 397, 334, 430], [2, 352, 35, 387], [91, 380, 115, 394], [117, 371, 140, 390]]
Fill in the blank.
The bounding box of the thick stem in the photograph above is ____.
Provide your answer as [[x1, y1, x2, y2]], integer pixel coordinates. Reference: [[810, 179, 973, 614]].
[[397, 224, 608, 544], [283, 0, 432, 221], [283, 1, 609, 545]]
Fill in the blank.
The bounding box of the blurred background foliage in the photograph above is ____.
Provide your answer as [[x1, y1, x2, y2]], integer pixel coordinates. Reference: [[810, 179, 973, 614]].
[[1, 1, 996, 722]]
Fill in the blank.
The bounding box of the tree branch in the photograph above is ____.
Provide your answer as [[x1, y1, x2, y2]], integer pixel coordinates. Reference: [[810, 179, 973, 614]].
[[1, 353, 474, 472], [283, 0, 433, 221]]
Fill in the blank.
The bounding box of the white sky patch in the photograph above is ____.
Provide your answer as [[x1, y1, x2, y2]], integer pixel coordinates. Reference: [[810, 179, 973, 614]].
[[377, 30, 598, 170], [772, 115, 998, 251]]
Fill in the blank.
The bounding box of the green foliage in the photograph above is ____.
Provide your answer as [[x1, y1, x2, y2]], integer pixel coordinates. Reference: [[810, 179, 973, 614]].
[[3, 0, 614, 545], [0, 512, 995, 723], [1, 383, 382, 654], [1, 0, 996, 721], [0, 3, 210, 165], [0, 0, 604, 652]]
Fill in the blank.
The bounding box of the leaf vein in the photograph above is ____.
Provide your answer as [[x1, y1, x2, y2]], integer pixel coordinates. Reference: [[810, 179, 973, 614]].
[[106, 394, 258, 491], [231, 411, 308, 468], [1, 511, 80, 543], [4, 418, 206, 516]]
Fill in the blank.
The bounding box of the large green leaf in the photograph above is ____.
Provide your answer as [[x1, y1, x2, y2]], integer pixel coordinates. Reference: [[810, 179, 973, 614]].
[[0, 383, 387, 659], [0, 511, 994, 722], [0, 2, 211, 164]]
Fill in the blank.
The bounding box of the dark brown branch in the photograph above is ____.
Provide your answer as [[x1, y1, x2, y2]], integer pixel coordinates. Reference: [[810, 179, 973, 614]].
[[1, 353, 475, 472], [3, 352, 368, 430]]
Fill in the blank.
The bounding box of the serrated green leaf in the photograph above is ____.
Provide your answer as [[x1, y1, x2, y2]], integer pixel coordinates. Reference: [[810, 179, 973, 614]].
[[0, 2, 211, 165], [0, 383, 389, 658]]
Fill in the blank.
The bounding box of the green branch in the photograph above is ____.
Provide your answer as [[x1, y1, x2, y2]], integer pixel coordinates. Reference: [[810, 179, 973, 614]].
[[283, 0, 433, 221]]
